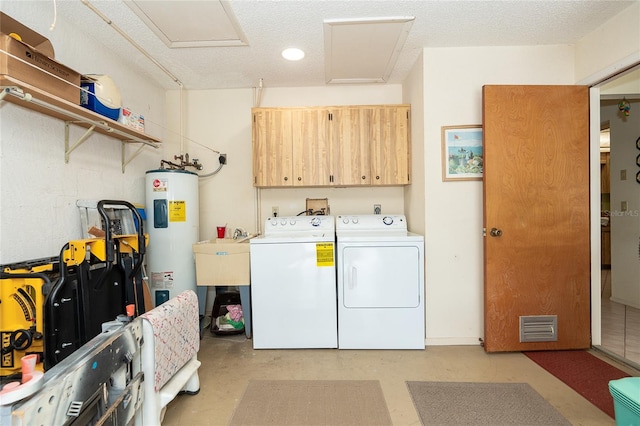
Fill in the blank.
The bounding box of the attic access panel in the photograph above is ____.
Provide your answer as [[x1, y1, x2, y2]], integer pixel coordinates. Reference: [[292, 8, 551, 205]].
[[125, 0, 248, 48], [324, 17, 414, 84]]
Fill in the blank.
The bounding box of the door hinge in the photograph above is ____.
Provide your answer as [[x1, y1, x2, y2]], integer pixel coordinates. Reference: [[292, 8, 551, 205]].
[[482, 228, 486, 237]]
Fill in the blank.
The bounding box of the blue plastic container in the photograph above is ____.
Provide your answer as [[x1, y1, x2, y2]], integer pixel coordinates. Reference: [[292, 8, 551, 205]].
[[609, 377, 640, 425], [80, 81, 119, 120]]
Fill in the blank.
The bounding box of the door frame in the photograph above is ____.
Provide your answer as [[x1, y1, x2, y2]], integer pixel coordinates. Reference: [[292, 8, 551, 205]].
[[583, 57, 640, 347], [589, 86, 603, 347]]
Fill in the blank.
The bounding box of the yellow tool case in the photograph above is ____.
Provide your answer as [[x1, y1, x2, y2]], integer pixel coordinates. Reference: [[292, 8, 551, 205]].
[[0, 257, 58, 381]]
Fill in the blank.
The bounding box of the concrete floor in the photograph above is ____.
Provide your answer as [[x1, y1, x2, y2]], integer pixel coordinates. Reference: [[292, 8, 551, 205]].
[[161, 333, 640, 426]]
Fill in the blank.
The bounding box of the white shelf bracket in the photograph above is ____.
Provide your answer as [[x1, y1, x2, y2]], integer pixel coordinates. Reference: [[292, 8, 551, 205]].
[[122, 142, 146, 173], [65, 121, 96, 163]]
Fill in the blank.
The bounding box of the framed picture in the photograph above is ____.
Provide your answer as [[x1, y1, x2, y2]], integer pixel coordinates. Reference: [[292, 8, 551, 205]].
[[441, 125, 483, 181]]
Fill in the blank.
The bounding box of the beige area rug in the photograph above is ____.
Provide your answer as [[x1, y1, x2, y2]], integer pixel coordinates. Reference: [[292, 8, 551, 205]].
[[229, 380, 393, 426], [406, 381, 571, 425]]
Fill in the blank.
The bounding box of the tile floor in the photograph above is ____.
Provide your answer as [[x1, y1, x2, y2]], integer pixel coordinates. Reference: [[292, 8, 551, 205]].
[[599, 268, 640, 367], [162, 332, 639, 426]]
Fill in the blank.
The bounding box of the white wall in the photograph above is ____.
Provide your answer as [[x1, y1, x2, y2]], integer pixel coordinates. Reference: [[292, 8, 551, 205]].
[[575, 2, 640, 84], [601, 101, 640, 309], [165, 85, 407, 241], [0, 3, 165, 264], [422, 45, 576, 345], [402, 52, 426, 237]]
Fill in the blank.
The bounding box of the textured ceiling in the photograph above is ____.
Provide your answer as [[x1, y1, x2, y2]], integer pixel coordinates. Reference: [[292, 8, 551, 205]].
[[16, 1, 640, 90]]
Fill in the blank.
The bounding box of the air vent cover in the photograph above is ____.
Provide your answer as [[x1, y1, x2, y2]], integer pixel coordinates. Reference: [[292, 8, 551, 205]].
[[520, 315, 558, 342]]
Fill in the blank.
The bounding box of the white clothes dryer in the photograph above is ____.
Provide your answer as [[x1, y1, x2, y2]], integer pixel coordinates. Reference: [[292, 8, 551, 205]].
[[250, 215, 337, 349], [336, 214, 424, 349]]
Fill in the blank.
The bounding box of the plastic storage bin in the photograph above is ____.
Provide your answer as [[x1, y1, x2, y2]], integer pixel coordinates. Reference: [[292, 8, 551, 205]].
[[609, 377, 640, 425], [210, 291, 244, 336]]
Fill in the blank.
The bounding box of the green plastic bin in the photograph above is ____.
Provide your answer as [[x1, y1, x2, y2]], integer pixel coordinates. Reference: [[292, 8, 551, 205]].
[[609, 377, 640, 425]]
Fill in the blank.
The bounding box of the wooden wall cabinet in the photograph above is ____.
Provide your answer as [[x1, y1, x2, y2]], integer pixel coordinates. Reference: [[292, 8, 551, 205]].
[[292, 108, 332, 186], [252, 108, 294, 187], [252, 105, 411, 187], [369, 105, 411, 186]]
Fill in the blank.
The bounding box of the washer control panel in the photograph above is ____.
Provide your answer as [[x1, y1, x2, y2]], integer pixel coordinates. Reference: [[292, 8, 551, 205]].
[[336, 214, 407, 231], [264, 215, 334, 235]]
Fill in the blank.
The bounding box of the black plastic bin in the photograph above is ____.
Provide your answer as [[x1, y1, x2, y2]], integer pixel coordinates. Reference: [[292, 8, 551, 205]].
[[210, 291, 245, 335]]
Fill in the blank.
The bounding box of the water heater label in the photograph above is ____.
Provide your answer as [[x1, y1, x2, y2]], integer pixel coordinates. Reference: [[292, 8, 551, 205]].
[[151, 271, 174, 288], [152, 178, 168, 192], [169, 200, 186, 222], [316, 243, 334, 267]]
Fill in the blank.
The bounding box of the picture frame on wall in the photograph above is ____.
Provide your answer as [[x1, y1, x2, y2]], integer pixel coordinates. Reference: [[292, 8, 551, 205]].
[[441, 125, 483, 181]]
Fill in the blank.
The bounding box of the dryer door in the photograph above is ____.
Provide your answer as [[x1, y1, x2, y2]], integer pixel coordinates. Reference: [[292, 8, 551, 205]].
[[342, 245, 420, 308]]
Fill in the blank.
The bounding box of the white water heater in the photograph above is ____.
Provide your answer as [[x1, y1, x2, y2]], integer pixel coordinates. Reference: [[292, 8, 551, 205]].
[[145, 169, 199, 308]]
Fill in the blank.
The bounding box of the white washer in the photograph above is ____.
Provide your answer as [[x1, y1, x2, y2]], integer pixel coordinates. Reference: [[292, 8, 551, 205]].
[[250, 215, 337, 349], [336, 214, 425, 349]]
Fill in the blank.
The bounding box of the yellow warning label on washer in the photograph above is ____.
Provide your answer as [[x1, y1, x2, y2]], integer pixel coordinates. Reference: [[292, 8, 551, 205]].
[[316, 243, 334, 266], [169, 201, 186, 222]]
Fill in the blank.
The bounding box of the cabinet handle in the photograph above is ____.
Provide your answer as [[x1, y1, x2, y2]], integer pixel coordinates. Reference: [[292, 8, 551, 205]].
[[376, 176, 380, 180], [361, 176, 366, 180], [297, 177, 301, 181], [284, 177, 288, 181]]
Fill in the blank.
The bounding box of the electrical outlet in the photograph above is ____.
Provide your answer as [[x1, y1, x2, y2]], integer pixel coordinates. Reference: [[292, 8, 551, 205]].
[[374, 204, 381, 215], [272, 206, 279, 217], [621, 201, 627, 211]]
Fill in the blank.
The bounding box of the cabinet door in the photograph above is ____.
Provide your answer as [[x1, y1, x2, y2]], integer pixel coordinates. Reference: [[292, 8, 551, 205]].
[[330, 107, 371, 185], [370, 105, 411, 185], [291, 109, 331, 186], [252, 108, 293, 187]]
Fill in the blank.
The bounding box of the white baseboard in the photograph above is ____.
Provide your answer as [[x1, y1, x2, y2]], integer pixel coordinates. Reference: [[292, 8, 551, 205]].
[[425, 337, 483, 346]]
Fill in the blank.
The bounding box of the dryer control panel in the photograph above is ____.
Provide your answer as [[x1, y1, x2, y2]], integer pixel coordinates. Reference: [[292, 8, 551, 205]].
[[336, 214, 407, 232]]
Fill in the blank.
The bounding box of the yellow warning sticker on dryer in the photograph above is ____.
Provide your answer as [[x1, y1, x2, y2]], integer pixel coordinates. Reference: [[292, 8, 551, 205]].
[[169, 200, 186, 222], [316, 243, 334, 266]]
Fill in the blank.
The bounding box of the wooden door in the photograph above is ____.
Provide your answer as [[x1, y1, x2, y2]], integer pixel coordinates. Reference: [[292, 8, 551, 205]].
[[370, 105, 411, 185], [291, 108, 331, 186], [482, 85, 590, 352], [252, 108, 293, 187], [330, 107, 371, 185]]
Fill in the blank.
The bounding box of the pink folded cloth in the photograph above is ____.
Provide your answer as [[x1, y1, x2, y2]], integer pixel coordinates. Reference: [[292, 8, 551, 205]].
[[226, 304, 243, 322]]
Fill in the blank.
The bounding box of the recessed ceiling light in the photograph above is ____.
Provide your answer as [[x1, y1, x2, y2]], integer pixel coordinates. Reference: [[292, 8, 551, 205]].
[[282, 47, 305, 61]]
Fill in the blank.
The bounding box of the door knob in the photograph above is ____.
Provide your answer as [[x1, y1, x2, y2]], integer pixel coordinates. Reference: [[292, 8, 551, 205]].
[[490, 228, 503, 237]]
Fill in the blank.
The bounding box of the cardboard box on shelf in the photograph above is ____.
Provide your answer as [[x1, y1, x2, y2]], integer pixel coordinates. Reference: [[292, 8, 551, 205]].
[[0, 12, 81, 104], [119, 107, 145, 133], [192, 238, 252, 286]]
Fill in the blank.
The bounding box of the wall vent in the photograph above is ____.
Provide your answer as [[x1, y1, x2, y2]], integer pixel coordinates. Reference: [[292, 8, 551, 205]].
[[519, 315, 558, 342]]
